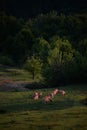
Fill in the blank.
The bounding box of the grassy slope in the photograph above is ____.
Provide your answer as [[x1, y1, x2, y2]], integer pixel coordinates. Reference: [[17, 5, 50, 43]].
[[0, 85, 87, 130], [0, 67, 33, 81]]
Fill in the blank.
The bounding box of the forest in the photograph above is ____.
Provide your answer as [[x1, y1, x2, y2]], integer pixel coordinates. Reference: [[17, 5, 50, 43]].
[[0, 11, 87, 86]]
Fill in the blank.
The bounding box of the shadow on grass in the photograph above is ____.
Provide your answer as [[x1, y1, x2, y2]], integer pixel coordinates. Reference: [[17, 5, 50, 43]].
[[0, 99, 75, 113]]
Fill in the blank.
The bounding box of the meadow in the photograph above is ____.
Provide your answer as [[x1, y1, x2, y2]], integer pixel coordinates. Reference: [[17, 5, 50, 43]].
[[0, 67, 87, 130], [0, 85, 87, 130]]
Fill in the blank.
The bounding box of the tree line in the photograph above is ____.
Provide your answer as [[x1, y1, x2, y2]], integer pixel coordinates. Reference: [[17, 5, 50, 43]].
[[0, 11, 87, 86]]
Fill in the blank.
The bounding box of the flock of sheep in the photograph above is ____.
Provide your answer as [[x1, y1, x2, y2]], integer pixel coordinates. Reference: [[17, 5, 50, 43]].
[[32, 89, 66, 103]]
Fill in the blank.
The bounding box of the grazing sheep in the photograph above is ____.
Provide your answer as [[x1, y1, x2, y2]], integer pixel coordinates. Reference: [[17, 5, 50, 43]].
[[32, 92, 38, 98], [49, 92, 54, 98], [43, 95, 52, 103], [58, 90, 66, 95], [53, 89, 59, 95], [38, 92, 42, 97], [48, 89, 59, 98], [32, 92, 42, 100], [34, 94, 39, 100]]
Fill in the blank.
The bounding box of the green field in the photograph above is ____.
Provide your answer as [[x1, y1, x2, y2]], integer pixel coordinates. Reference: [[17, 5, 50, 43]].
[[0, 85, 87, 130]]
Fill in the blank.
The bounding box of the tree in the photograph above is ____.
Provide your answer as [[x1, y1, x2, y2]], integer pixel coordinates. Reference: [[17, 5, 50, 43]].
[[7, 27, 34, 65], [32, 37, 50, 63], [78, 39, 87, 56], [42, 38, 74, 86], [24, 56, 43, 80]]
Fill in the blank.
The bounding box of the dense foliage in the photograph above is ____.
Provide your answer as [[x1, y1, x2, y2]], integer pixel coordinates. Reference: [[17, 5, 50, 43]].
[[24, 56, 43, 80], [0, 11, 87, 86]]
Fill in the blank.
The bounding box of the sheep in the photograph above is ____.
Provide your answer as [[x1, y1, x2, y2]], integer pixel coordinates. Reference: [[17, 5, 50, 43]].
[[58, 90, 66, 95], [43, 95, 52, 103], [32, 92, 38, 98], [53, 89, 59, 95], [33, 94, 39, 100], [38, 92, 42, 97], [32, 91, 42, 100], [49, 92, 54, 98]]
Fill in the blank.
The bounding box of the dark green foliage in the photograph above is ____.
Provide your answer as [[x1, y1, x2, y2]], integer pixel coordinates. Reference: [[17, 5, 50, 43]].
[[0, 56, 14, 66], [10, 28, 34, 64], [24, 56, 43, 80], [0, 11, 87, 85], [32, 37, 50, 63], [42, 38, 87, 86], [78, 39, 87, 56]]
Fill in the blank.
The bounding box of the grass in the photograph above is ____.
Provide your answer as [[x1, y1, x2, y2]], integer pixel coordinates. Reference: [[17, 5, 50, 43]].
[[0, 66, 40, 82], [0, 66, 87, 130], [0, 85, 87, 130]]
